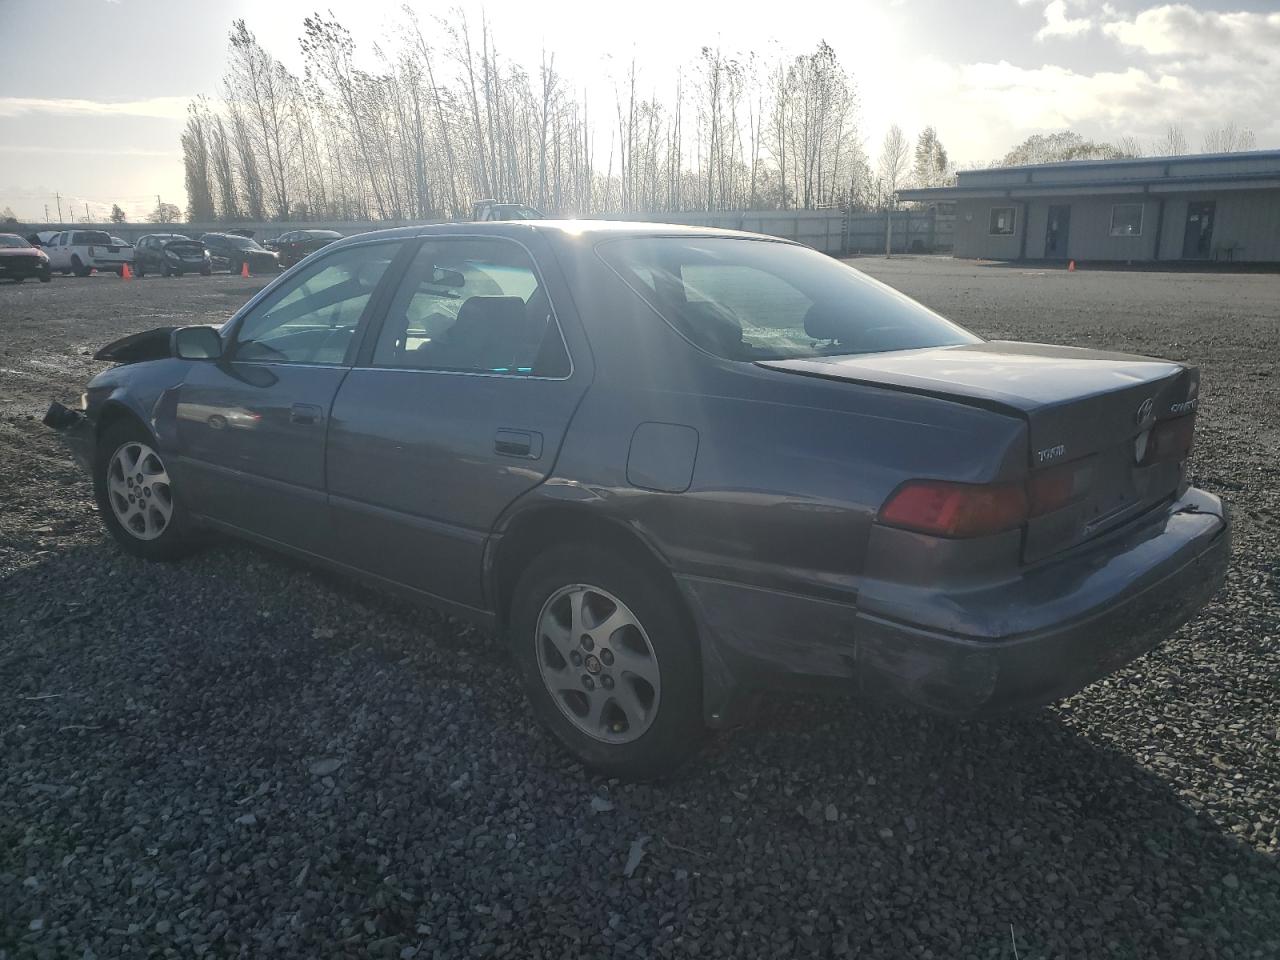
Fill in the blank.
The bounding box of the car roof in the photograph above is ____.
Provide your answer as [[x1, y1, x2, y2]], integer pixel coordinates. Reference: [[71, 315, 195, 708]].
[[325, 219, 794, 251]]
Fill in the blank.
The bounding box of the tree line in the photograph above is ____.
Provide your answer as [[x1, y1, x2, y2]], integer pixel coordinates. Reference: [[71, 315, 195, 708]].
[[181, 12, 876, 223], [178, 11, 1264, 224]]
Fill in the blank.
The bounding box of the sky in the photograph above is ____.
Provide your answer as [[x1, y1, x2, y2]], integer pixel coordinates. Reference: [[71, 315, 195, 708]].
[[0, 0, 1277, 221]]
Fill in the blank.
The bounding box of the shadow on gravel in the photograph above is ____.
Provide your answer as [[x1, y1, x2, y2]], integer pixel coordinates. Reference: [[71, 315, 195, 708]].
[[4, 541, 1278, 958]]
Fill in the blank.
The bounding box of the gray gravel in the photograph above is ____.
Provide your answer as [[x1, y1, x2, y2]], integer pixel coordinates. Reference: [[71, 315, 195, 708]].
[[2, 262, 1279, 959]]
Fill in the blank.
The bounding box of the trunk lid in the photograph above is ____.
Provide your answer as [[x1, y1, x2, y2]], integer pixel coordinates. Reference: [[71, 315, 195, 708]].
[[761, 341, 1199, 561]]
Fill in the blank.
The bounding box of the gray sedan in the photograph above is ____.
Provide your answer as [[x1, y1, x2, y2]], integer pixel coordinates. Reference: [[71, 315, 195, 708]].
[[46, 221, 1230, 778]]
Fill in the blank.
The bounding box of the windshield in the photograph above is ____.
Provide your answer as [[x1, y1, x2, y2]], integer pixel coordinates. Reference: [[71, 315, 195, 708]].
[[597, 237, 980, 361], [0, 235, 31, 249]]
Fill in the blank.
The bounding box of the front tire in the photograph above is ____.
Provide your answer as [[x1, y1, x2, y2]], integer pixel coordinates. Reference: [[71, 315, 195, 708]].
[[94, 421, 195, 561], [509, 544, 704, 779]]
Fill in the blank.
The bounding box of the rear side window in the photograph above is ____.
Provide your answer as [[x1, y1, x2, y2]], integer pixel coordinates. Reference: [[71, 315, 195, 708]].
[[371, 238, 569, 377], [597, 237, 979, 361]]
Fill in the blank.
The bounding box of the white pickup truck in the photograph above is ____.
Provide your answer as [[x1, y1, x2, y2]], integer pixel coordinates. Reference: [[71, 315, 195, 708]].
[[45, 230, 135, 277]]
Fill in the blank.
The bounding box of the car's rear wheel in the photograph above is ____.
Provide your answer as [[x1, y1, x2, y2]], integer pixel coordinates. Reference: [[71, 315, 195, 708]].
[[94, 422, 195, 561], [39, 273, 51, 283], [162, 262, 174, 277], [134, 263, 145, 277], [199, 264, 212, 276], [72, 256, 91, 278], [509, 544, 704, 779]]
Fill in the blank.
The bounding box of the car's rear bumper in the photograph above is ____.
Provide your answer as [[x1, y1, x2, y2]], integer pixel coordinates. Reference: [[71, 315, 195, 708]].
[[678, 487, 1230, 723]]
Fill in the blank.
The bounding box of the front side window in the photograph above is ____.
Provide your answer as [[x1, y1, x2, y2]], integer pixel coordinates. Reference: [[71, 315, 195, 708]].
[[989, 207, 1016, 236], [233, 242, 401, 365], [597, 237, 979, 362], [371, 238, 569, 376], [1110, 203, 1144, 237]]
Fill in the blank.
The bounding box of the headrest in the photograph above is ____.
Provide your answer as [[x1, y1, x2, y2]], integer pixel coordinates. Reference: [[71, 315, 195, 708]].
[[803, 303, 848, 342], [453, 296, 528, 339]]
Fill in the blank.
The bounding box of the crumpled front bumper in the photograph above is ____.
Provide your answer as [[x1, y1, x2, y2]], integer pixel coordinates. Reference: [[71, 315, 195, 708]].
[[44, 401, 95, 470], [679, 488, 1230, 723]]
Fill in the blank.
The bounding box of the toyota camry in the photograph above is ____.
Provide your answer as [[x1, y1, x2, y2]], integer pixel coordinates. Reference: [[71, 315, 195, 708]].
[[45, 221, 1230, 778]]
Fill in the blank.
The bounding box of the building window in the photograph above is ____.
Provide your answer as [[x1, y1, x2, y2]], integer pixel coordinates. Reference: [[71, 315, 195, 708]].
[[1110, 203, 1144, 237], [989, 207, 1016, 236]]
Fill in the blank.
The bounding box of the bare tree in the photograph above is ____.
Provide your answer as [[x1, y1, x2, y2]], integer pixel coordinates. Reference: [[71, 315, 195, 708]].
[[877, 125, 910, 205], [1202, 122, 1257, 153], [1155, 123, 1187, 157]]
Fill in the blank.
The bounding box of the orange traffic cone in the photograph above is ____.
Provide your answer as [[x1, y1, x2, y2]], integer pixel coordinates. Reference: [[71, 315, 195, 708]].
[[121, 262, 133, 280], [1067, 259, 1076, 271], [240, 261, 250, 278]]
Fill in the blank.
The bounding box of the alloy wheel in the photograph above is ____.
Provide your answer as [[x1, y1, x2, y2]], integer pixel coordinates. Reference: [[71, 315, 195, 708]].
[[535, 584, 662, 744], [106, 441, 174, 541]]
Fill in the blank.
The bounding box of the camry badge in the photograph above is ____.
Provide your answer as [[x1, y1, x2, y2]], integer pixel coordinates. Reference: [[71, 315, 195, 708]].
[[1135, 397, 1154, 425]]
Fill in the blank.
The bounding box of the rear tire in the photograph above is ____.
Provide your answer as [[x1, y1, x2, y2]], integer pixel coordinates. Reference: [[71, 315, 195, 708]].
[[200, 265, 212, 276], [135, 264, 145, 278], [39, 274, 50, 283], [94, 421, 196, 561], [72, 256, 91, 278], [509, 544, 704, 780]]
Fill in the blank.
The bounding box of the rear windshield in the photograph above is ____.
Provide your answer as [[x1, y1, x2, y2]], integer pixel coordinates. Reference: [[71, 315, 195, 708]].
[[0, 235, 31, 249], [75, 231, 113, 245], [228, 236, 264, 251], [597, 237, 980, 361]]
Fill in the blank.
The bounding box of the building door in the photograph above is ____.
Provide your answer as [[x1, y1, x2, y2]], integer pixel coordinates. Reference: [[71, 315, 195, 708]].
[[1044, 205, 1071, 259], [1182, 201, 1216, 259]]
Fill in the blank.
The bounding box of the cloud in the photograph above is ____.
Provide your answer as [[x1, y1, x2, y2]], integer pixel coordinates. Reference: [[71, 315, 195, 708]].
[[1036, 0, 1092, 41], [1102, 5, 1280, 62], [0, 96, 189, 120], [903, 50, 1276, 164], [0, 145, 179, 157]]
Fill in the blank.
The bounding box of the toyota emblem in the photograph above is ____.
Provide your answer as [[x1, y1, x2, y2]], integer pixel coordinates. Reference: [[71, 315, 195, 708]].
[[1135, 397, 1154, 425]]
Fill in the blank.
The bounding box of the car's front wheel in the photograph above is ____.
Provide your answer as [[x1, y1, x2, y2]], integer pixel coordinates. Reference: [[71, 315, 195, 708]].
[[94, 422, 195, 561], [509, 544, 704, 779]]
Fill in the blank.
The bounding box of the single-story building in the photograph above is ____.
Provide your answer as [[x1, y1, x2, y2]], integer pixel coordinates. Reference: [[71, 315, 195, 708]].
[[897, 150, 1280, 264]]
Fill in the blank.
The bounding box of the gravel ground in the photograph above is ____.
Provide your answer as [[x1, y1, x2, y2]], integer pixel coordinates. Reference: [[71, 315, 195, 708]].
[[2, 261, 1278, 959]]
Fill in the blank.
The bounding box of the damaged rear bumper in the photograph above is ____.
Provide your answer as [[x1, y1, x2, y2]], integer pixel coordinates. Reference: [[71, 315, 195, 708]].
[[679, 487, 1230, 723]]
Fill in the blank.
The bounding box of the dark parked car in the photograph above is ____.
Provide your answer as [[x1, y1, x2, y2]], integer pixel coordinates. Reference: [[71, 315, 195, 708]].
[[44, 222, 1229, 778], [134, 234, 212, 277], [267, 229, 343, 268], [0, 233, 52, 282], [199, 232, 280, 275]]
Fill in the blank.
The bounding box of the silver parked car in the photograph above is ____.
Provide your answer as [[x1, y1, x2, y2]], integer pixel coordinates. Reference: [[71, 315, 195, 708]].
[[46, 221, 1230, 778]]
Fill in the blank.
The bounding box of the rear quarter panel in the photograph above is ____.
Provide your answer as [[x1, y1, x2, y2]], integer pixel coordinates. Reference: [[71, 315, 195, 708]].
[[534, 232, 1029, 597]]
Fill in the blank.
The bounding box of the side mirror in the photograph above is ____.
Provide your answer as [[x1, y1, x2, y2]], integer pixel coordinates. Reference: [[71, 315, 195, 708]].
[[172, 325, 223, 360]]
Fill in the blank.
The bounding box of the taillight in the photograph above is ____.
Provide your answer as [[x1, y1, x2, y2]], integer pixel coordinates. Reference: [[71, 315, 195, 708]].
[[1028, 456, 1095, 516], [879, 480, 1028, 538], [1141, 415, 1195, 465]]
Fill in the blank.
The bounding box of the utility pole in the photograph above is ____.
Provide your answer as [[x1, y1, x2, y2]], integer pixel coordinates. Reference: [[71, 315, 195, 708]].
[[156, 195, 162, 221], [84, 203, 90, 223], [44, 203, 49, 222], [55, 192, 63, 223]]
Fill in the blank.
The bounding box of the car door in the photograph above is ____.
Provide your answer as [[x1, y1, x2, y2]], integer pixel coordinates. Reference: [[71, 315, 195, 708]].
[[170, 239, 407, 556], [325, 233, 589, 610], [48, 233, 68, 271]]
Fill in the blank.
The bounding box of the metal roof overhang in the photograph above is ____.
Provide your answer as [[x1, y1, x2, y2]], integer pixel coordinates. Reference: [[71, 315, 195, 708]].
[[899, 170, 1280, 202]]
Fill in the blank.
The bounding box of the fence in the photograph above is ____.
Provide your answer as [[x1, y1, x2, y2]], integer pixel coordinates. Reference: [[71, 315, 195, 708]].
[[14, 207, 953, 257]]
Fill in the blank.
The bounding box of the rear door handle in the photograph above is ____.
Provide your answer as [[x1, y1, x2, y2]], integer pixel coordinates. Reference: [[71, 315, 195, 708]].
[[290, 402, 323, 426], [494, 429, 543, 459]]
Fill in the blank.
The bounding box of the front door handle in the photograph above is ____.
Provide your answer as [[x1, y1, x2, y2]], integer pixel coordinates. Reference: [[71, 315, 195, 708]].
[[494, 429, 543, 459], [290, 402, 323, 426]]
